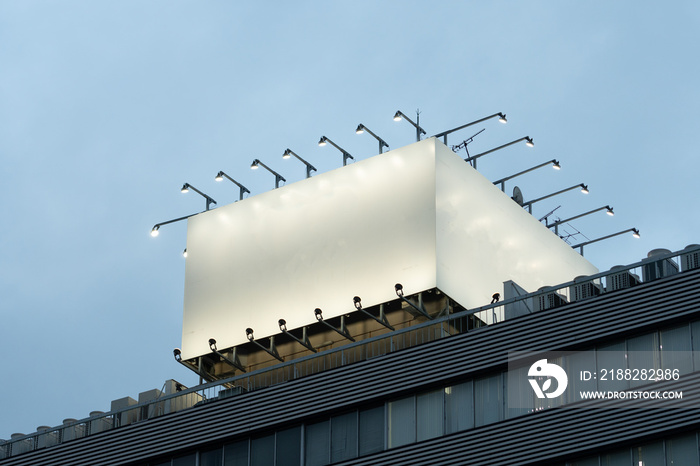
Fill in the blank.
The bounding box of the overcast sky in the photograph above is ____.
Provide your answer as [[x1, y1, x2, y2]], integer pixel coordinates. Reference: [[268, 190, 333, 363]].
[[1, 2, 699, 439]]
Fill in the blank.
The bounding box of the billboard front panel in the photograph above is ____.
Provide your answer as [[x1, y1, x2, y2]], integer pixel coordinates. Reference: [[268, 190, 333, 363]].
[[181, 140, 438, 359]]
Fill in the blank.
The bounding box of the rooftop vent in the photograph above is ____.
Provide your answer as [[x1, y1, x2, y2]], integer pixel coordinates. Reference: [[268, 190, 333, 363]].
[[607, 265, 641, 292], [88, 411, 113, 435], [642, 249, 679, 282], [681, 244, 700, 271], [9, 433, 32, 456], [535, 287, 567, 311], [36, 425, 59, 449], [61, 419, 86, 442], [569, 275, 602, 302], [110, 396, 138, 428]]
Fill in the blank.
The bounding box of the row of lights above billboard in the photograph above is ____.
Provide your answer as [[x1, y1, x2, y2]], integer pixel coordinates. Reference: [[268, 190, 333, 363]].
[[150, 109, 639, 256]]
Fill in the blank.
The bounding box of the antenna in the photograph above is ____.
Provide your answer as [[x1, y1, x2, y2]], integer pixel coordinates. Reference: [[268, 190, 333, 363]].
[[559, 225, 588, 244], [451, 128, 486, 160], [512, 186, 524, 206], [416, 108, 421, 140]]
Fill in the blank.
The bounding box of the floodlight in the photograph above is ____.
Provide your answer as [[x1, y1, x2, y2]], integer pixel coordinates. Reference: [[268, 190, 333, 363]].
[[572, 228, 641, 255], [393, 110, 426, 142], [215, 170, 250, 200], [547, 205, 617, 235], [150, 212, 201, 238], [278, 318, 316, 352], [182, 248, 187, 258], [318, 136, 354, 166], [394, 283, 432, 319], [250, 159, 286, 188], [173, 347, 217, 382], [352, 295, 394, 330], [314, 308, 355, 342], [246, 328, 254, 341], [492, 159, 561, 192], [356, 123, 389, 154], [432, 112, 508, 145], [282, 148, 317, 178], [353, 296, 362, 310], [465, 136, 534, 170], [522, 183, 590, 214], [181, 183, 216, 211]]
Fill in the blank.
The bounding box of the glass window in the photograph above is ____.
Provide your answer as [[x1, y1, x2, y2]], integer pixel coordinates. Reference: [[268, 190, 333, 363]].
[[359, 406, 384, 455], [417, 389, 444, 441], [445, 381, 474, 432], [305, 420, 329, 466], [666, 433, 699, 465], [201, 448, 223, 466], [173, 454, 197, 466], [251, 434, 274, 466], [597, 342, 629, 392], [276, 426, 301, 466], [388, 396, 416, 448], [331, 412, 357, 463], [601, 449, 630, 465], [506, 365, 536, 419], [691, 321, 700, 370], [633, 441, 664, 466], [627, 333, 659, 388], [661, 325, 693, 375], [565, 350, 597, 403], [531, 356, 565, 411], [224, 440, 248, 466], [475, 374, 503, 426]]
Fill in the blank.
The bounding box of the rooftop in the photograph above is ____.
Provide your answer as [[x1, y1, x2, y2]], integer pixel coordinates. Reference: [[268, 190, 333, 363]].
[[2, 244, 698, 461]]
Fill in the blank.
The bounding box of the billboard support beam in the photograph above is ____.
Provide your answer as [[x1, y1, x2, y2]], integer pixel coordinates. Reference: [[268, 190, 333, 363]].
[[209, 339, 246, 372], [315, 309, 355, 342], [279, 320, 317, 353], [173, 349, 216, 383], [245, 329, 283, 362], [394, 284, 433, 320], [353, 297, 395, 331]]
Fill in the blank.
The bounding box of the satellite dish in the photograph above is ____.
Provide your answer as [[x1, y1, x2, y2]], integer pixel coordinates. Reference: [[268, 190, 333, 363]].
[[512, 186, 524, 206]]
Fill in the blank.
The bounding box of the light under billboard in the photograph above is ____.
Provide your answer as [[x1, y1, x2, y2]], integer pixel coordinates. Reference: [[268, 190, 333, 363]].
[[181, 139, 597, 359]]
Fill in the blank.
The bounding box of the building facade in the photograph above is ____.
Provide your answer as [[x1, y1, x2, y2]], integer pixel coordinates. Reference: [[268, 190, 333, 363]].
[[1, 245, 699, 465]]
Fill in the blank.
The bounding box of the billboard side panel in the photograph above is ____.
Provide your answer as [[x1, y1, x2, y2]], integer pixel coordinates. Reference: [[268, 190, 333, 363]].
[[434, 141, 598, 309]]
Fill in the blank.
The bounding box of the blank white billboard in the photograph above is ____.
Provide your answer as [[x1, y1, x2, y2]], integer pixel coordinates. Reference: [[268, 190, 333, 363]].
[[181, 139, 597, 359]]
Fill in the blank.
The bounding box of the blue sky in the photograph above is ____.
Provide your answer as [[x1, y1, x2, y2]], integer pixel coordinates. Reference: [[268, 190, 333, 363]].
[[1, 2, 699, 438]]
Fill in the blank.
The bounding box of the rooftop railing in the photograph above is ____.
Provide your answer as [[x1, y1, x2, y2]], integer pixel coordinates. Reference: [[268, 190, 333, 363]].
[[2, 244, 698, 460]]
